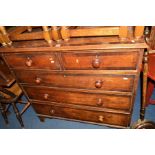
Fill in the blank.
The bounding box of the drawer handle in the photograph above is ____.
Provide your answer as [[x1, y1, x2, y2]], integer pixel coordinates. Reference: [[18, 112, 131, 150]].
[[95, 80, 103, 88], [96, 98, 103, 106], [44, 93, 49, 100], [35, 77, 41, 84], [25, 57, 32, 67], [92, 57, 100, 69], [98, 115, 105, 122], [50, 109, 55, 115]]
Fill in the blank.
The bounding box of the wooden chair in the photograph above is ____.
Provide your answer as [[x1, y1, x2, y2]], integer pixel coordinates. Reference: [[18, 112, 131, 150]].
[[1, 26, 61, 46], [0, 82, 31, 128], [0, 26, 47, 46], [0, 26, 145, 47], [0, 56, 30, 128], [60, 26, 144, 43]]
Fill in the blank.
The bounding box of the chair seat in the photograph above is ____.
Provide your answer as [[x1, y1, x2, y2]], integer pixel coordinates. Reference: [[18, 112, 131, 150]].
[[0, 82, 22, 99], [0, 82, 24, 127], [6, 82, 22, 96]]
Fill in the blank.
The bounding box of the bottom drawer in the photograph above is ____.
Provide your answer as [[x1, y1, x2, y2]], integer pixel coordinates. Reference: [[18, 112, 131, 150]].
[[32, 103, 130, 127]]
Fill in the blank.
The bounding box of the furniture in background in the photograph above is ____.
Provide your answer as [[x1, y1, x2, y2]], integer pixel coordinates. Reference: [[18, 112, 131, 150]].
[[145, 53, 155, 106], [0, 26, 148, 128], [0, 55, 30, 127], [144, 26, 155, 107], [131, 119, 155, 129], [130, 26, 155, 129]]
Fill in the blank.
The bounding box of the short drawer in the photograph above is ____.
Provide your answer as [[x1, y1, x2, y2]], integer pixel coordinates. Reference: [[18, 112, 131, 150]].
[[32, 103, 130, 127], [61, 51, 139, 70], [24, 86, 132, 111], [15, 70, 134, 92], [4, 52, 60, 70]]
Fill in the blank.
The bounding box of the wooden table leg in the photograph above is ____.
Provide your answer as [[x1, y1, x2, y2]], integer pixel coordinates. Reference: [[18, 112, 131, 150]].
[[140, 50, 148, 120]]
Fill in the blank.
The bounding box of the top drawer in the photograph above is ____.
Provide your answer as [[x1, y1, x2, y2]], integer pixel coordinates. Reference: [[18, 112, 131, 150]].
[[4, 52, 60, 70], [61, 51, 139, 70]]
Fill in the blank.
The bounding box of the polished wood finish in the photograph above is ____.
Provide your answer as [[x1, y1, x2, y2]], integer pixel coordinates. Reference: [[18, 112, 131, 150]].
[[0, 32, 7, 46], [51, 26, 61, 43], [135, 26, 144, 41], [4, 52, 60, 70], [24, 85, 132, 111], [61, 26, 70, 41], [0, 26, 147, 128], [60, 26, 128, 42], [61, 51, 139, 70], [42, 26, 52, 45], [70, 27, 120, 37], [140, 50, 148, 120], [32, 103, 130, 127], [14, 70, 134, 92], [119, 26, 128, 42], [0, 26, 12, 46], [0, 26, 145, 47], [10, 31, 44, 41]]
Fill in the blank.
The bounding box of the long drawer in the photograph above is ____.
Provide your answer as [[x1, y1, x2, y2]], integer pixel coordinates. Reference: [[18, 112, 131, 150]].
[[14, 70, 135, 92], [61, 51, 139, 70], [4, 52, 60, 70], [23, 86, 132, 111], [32, 103, 130, 127]]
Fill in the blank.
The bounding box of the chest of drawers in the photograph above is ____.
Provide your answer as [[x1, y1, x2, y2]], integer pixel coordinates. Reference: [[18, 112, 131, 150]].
[[0, 26, 148, 128], [1, 47, 144, 128]]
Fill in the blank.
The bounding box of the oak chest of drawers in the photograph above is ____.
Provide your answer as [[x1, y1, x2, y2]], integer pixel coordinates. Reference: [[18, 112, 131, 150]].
[[1, 47, 144, 128], [0, 26, 148, 128]]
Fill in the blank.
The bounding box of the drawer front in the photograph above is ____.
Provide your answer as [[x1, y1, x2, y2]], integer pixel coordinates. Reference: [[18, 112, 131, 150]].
[[24, 86, 131, 111], [4, 53, 60, 70], [32, 103, 130, 127], [61, 51, 138, 70], [15, 70, 134, 92]]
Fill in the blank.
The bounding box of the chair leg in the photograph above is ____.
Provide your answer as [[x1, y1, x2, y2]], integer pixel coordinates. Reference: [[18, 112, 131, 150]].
[[0, 103, 8, 124], [20, 101, 31, 115], [12, 102, 24, 128], [5, 104, 11, 115]]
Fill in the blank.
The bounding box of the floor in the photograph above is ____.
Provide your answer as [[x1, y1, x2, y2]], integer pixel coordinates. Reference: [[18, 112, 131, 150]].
[[0, 80, 155, 129]]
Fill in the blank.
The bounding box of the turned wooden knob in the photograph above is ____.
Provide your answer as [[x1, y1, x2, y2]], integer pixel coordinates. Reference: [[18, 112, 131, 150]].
[[92, 57, 100, 69], [96, 98, 103, 106], [35, 77, 41, 84], [95, 80, 103, 88], [98, 115, 105, 122], [50, 109, 55, 115], [44, 93, 49, 100], [25, 57, 32, 67]]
